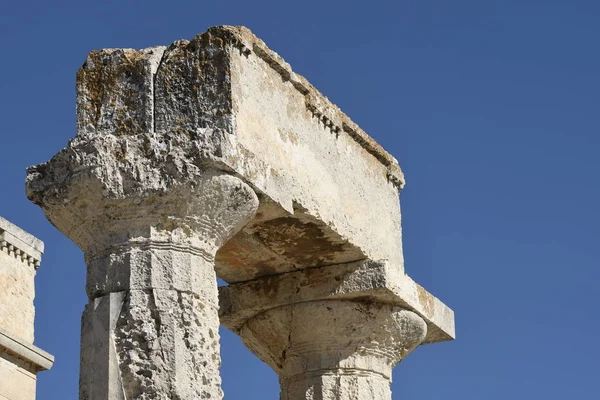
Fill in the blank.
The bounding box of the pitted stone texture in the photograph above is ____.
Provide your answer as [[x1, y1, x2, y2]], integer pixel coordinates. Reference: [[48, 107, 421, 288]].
[[81, 290, 222, 400], [26, 143, 258, 254], [27, 124, 258, 400], [79, 230, 229, 399], [283, 371, 392, 400], [154, 35, 234, 135], [77, 46, 165, 136], [70, 178, 256, 399], [34, 25, 409, 285], [240, 301, 427, 400], [25, 24, 454, 399]]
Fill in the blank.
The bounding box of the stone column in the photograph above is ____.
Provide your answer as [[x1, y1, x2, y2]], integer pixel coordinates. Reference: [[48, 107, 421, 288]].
[[28, 166, 258, 399], [240, 300, 426, 400], [25, 25, 455, 399], [25, 37, 262, 399], [220, 260, 455, 400]]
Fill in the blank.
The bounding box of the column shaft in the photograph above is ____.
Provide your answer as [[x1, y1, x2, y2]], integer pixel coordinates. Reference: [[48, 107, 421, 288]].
[[80, 240, 222, 399], [25, 169, 260, 399], [281, 370, 391, 400]]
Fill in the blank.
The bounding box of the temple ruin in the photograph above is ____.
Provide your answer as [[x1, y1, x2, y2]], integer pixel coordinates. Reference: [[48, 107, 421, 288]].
[[21, 25, 454, 399]]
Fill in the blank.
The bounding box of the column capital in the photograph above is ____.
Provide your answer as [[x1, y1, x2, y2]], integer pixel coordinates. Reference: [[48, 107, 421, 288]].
[[220, 260, 453, 399], [220, 259, 455, 345], [0, 216, 43, 269], [26, 137, 258, 254], [241, 301, 427, 380], [25, 103, 259, 400]]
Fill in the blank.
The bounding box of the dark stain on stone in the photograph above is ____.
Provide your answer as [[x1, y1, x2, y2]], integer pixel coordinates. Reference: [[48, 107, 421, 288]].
[[416, 283, 435, 317], [78, 49, 152, 136], [252, 217, 350, 266]]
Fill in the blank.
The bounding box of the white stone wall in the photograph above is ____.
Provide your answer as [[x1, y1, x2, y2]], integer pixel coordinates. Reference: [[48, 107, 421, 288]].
[[230, 44, 405, 271], [0, 356, 36, 400], [0, 250, 36, 343], [0, 216, 53, 400]]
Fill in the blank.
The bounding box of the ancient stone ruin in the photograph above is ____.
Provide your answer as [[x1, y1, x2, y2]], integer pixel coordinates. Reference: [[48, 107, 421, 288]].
[[24, 25, 454, 399], [0, 217, 54, 400]]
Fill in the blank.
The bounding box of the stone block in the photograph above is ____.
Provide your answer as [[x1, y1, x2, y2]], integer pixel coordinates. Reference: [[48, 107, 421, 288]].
[[77, 46, 166, 136], [28, 26, 408, 285], [153, 26, 407, 281], [24, 25, 455, 400]]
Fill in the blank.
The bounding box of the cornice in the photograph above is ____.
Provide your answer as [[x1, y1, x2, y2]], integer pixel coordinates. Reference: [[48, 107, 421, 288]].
[[207, 25, 406, 189], [0, 327, 54, 373], [0, 216, 43, 269]]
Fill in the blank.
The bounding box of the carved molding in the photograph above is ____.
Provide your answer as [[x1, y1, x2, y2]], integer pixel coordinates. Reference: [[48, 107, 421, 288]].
[[0, 217, 43, 269], [216, 26, 406, 189]]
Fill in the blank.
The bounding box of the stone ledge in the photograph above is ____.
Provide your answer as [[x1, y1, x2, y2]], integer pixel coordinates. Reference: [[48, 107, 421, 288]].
[[0, 327, 54, 373], [219, 260, 455, 345], [0, 217, 43, 268]]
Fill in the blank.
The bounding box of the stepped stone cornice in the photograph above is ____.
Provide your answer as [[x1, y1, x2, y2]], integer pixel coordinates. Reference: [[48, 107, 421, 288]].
[[0, 217, 43, 268]]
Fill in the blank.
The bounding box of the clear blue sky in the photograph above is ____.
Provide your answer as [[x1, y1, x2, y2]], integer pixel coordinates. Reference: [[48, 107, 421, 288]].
[[1, 1, 599, 398]]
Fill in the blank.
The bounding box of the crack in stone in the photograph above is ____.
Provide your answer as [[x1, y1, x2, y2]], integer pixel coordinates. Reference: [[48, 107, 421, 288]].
[[151, 49, 167, 134]]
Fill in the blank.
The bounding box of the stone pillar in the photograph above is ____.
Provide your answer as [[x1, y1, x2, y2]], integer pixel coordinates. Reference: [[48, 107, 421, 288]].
[[27, 168, 258, 399], [80, 175, 257, 399], [240, 301, 426, 400], [220, 260, 455, 400], [26, 25, 455, 399], [24, 35, 262, 399]]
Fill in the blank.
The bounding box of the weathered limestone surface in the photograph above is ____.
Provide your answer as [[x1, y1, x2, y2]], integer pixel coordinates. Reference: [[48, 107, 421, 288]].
[[0, 217, 43, 343], [69, 26, 407, 284], [26, 25, 454, 399], [224, 32, 405, 280], [220, 259, 455, 345], [27, 163, 258, 398], [240, 301, 426, 400], [0, 216, 54, 400], [220, 261, 451, 399], [27, 35, 263, 398]]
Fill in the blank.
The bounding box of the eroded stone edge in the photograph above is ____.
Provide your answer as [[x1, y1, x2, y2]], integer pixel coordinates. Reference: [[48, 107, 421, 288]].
[[0, 216, 43, 268], [202, 25, 405, 189], [219, 259, 455, 345], [0, 327, 54, 373]]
